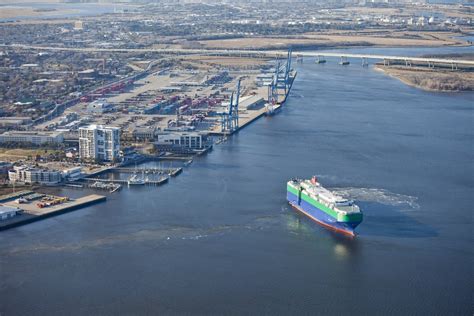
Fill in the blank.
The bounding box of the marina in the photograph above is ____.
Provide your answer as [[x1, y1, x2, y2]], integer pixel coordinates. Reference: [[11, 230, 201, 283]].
[[114, 167, 182, 177], [83, 176, 169, 186]]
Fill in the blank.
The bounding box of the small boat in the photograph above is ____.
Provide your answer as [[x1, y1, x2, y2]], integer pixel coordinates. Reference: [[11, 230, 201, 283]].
[[316, 55, 326, 64], [265, 103, 276, 116], [110, 185, 122, 193], [127, 174, 145, 185]]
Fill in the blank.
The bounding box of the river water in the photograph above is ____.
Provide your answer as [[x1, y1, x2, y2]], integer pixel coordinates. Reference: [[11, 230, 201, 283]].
[[1, 46, 472, 315]]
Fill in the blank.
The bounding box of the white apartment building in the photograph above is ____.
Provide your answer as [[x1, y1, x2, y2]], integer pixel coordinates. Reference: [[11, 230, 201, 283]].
[[79, 125, 120, 162]]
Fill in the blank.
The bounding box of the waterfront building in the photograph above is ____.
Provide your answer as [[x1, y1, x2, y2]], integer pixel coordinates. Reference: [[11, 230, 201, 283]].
[[61, 167, 83, 181], [8, 166, 61, 185], [0, 205, 20, 221], [79, 125, 120, 162], [155, 132, 210, 153], [0, 131, 64, 145]]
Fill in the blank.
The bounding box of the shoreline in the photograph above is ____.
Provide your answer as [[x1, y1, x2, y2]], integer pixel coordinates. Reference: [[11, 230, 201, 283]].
[[374, 65, 474, 92]]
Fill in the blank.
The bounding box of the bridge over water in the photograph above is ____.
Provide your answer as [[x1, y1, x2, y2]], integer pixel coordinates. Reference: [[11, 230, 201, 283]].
[[6, 44, 474, 67]]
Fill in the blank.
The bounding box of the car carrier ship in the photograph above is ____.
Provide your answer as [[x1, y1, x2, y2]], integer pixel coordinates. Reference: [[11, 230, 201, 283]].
[[287, 176, 363, 236]]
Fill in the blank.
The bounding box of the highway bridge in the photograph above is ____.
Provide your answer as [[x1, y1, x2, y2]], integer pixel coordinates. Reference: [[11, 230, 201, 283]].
[[5, 43, 474, 66]]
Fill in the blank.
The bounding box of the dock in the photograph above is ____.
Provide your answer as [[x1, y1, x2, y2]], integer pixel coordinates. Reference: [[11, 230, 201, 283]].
[[83, 176, 169, 186], [209, 68, 295, 136], [114, 167, 182, 177], [209, 101, 283, 136], [0, 194, 106, 231]]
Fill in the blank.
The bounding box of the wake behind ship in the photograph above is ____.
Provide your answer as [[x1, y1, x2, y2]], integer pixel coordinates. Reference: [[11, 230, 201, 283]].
[[287, 177, 363, 236]]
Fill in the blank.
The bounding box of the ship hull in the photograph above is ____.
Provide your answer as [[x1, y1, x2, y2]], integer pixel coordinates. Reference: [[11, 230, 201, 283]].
[[287, 190, 360, 236]]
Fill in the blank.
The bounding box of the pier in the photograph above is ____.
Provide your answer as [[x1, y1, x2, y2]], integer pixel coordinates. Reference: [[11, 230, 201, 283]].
[[0, 194, 106, 231]]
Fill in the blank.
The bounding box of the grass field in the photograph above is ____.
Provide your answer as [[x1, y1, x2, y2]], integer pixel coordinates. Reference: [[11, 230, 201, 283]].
[[197, 30, 467, 50], [0, 148, 62, 161]]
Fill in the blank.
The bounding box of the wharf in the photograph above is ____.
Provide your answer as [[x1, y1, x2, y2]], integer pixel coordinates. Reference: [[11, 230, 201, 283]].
[[209, 72, 295, 136], [0, 194, 106, 231], [209, 103, 282, 136]]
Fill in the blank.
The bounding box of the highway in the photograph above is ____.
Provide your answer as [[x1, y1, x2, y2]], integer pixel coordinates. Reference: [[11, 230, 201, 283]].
[[4, 43, 474, 66]]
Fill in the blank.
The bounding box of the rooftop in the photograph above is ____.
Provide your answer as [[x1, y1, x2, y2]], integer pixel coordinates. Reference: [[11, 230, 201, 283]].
[[0, 117, 32, 122], [0, 205, 20, 215], [0, 131, 64, 137], [80, 124, 120, 131]]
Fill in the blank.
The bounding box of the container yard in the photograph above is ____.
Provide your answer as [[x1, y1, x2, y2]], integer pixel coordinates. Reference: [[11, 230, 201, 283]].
[[37, 50, 296, 138]]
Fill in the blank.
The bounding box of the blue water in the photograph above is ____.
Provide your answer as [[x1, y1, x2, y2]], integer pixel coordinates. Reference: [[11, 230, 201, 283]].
[[0, 47, 472, 314]]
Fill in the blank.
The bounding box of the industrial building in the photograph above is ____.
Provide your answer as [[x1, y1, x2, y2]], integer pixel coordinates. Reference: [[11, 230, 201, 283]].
[[87, 99, 112, 114], [8, 166, 62, 185], [239, 95, 265, 110], [79, 125, 121, 162], [0, 131, 64, 145]]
